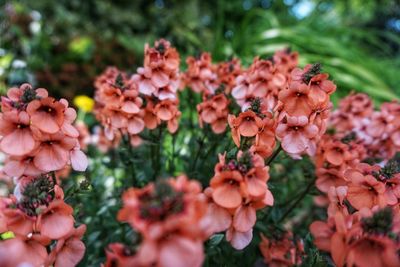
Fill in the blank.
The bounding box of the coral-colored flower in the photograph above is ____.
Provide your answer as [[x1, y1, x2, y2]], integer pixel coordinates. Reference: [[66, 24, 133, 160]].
[[103, 243, 141, 267], [259, 232, 304, 267], [197, 92, 230, 134], [226, 226, 253, 250], [0, 84, 88, 175], [183, 52, 218, 94], [47, 225, 86, 267], [27, 97, 65, 134], [276, 115, 318, 155], [115, 175, 207, 267], [345, 166, 386, 210], [210, 170, 244, 209], [33, 133, 77, 172], [205, 150, 273, 250], [0, 110, 36, 156]]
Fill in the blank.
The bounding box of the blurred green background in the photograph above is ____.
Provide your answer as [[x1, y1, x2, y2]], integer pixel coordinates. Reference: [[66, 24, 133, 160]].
[[1, 0, 399, 103]]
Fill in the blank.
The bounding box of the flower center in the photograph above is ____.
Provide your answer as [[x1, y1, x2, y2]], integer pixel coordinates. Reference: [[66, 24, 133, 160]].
[[362, 207, 393, 235], [139, 181, 184, 222], [14, 175, 55, 217]]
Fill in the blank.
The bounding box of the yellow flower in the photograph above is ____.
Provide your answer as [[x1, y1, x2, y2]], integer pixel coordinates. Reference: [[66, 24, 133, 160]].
[[73, 95, 94, 112]]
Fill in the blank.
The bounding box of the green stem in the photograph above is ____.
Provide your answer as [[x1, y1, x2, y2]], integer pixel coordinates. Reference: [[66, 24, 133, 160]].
[[191, 131, 207, 172], [266, 144, 282, 166], [169, 133, 177, 174], [153, 127, 163, 180], [187, 90, 195, 129], [277, 178, 315, 223], [127, 136, 138, 187]]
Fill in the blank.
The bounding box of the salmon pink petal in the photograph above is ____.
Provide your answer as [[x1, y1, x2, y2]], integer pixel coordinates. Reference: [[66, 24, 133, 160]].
[[272, 73, 286, 86], [385, 190, 398, 205], [246, 177, 267, 198], [326, 150, 343, 165], [304, 124, 319, 138], [70, 150, 88, 171], [391, 131, 400, 146], [130, 135, 142, 147], [136, 241, 158, 265], [110, 113, 127, 128], [19, 111, 30, 124], [62, 123, 79, 138], [331, 233, 347, 267], [36, 88, 49, 98], [212, 184, 242, 209], [347, 187, 374, 209], [157, 108, 173, 121], [232, 85, 246, 99], [34, 145, 69, 172], [144, 113, 158, 129], [211, 120, 226, 134], [202, 109, 217, 123], [0, 129, 35, 156], [159, 237, 204, 267], [309, 221, 332, 251], [263, 189, 274, 206], [226, 227, 253, 250], [158, 91, 176, 100], [238, 121, 258, 137], [127, 117, 145, 134], [31, 113, 61, 134], [4, 160, 25, 177], [55, 239, 86, 267], [64, 108, 77, 123], [139, 79, 156, 95], [122, 102, 140, 114], [167, 119, 179, 134], [24, 241, 48, 267], [151, 71, 169, 88], [344, 170, 364, 184], [232, 129, 241, 147], [320, 80, 336, 94], [41, 213, 74, 239], [7, 87, 22, 101], [206, 203, 232, 233], [7, 214, 33, 236], [233, 205, 256, 232], [282, 132, 307, 154]]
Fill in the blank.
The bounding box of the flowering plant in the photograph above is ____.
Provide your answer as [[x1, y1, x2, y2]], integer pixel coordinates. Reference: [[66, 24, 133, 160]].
[[0, 39, 399, 267]]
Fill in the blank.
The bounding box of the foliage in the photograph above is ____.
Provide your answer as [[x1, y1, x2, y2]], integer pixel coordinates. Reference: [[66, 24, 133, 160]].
[[1, 1, 399, 102]]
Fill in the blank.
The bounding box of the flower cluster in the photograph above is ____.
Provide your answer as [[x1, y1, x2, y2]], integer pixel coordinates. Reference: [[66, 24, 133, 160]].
[[259, 231, 305, 267], [183, 52, 241, 95], [228, 98, 277, 158], [330, 93, 400, 159], [184, 53, 242, 134], [228, 60, 335, 159], [231, 49, 298, 111], [310, 157, 400, 266], [134, 39, 181, 134], [0, 174, 86, 266], [203, 150, 273, 249], [0, 83, 88, 177], [183, 52, 217, 94], [311, 205, 400, 267], [275, 63, 336, 157], [104, 175, 208, 267], [94, 67, 145, 146], [94, 40, 181, 148], [313, 133, 366, 194], [197, 90, 230, 134]]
